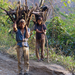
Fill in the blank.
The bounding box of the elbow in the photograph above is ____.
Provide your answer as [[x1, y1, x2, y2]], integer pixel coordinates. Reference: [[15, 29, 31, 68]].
[[26, 35, 30, 38], [13, 28, 17, 32], [28, 35, 30, 38]]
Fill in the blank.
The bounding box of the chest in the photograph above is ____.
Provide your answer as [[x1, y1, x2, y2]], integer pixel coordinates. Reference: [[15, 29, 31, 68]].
[[17, 29, 26, 37], [21, 30, 25, 35], [37, 26, 43, 30]]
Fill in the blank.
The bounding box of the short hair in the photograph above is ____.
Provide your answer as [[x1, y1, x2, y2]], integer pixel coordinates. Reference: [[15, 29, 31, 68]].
[[19, 19, 25, 24], [37, 17, 43, 21]]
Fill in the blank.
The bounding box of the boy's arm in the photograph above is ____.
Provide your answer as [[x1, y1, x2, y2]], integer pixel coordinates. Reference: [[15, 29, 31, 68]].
[[42, 25, 47, 35], [42, 30, 46, 35], [36, 25, 47, 34], [13, 22, 17, 32], [25, 25, 30, 38], [36, 29, 43, 33], [34, 24, 43, 33]]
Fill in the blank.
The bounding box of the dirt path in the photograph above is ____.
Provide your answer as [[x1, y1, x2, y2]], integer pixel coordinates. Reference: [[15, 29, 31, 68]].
[[0, 53, 72, 75]]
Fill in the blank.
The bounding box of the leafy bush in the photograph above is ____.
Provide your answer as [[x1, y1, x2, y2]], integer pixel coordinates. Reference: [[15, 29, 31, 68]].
[[46, 16, 75, 56]]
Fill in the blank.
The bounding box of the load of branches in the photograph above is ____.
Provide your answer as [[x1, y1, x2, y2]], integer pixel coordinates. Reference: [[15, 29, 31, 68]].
[[0, 0, 48, 27]]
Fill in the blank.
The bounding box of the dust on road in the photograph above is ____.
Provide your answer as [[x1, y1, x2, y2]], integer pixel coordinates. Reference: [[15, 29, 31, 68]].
[[0, 53, 72, 75]]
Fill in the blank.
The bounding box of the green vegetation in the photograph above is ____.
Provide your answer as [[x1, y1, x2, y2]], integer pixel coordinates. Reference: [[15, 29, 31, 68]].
[[0, 0, 16, 53], [47, 16, 75, 56], [49, 50, 75, 74]]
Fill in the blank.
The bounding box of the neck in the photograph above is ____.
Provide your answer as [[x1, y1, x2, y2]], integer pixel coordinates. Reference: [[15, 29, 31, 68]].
[[37, 23, 42, 25], [20, 27, 25, 30]]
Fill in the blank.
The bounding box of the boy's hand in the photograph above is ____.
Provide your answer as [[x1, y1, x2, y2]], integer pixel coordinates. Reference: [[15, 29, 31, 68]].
[[26, 25, 28, 30], [42, 30, 46, 34], [42, 30, 44, 33], [13, 21, 17, 31], [13, 21, 17, 28]]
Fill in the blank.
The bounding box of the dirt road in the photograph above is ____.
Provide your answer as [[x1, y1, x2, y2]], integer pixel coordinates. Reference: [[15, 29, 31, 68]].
[[0, 53, 72, 75]]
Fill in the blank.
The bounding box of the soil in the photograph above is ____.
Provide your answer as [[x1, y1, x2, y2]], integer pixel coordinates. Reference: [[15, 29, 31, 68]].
[[0, 53, 72, 75]]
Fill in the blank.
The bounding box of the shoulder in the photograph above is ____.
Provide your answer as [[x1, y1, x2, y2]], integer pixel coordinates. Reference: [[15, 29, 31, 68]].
[[17, 28, 21, 32], [15, 28, 20, 34], [43, 24, 46, 27], [24, 27, 30, 31], [43, 24, 46, 28], [28, 28, 30, 33], [35, 24, 38, 26], [28, 28, 30, 31], [43, 24, 47, 30], [35, 24, 38, 28]]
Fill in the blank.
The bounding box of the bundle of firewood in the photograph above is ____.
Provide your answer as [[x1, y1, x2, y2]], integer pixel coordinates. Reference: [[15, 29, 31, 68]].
[[0, 0, 48, 27]]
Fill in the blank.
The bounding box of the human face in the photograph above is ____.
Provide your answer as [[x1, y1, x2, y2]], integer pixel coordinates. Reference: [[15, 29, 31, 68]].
[[37, 20, 42, 25], [20, 22, 25, 29]]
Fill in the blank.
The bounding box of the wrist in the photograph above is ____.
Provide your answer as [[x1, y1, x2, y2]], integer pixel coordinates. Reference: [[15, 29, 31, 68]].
[[14, 28, 17, 31], [42, 31, 43, 33], [26, 28, 28, 31]]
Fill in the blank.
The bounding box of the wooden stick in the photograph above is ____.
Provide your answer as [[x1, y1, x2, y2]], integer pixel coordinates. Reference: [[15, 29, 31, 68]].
[[45, 36, 49, 63], [19, 0, 21, 5], [0, 7, 14, 22], [25, 0, 27, 6], [39, 0, 45, 7]]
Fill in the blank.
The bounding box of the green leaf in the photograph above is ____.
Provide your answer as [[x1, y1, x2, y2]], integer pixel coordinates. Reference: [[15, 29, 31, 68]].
[[67, 0, 71, 4], [63, 2, 67, 7]]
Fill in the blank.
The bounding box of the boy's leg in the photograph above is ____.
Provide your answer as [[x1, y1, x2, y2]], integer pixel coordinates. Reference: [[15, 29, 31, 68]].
[[41, 38, 45, 59], [16, 46, 23, 74], [36, 39, 40, 60], [23, 47, 29, 73]]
